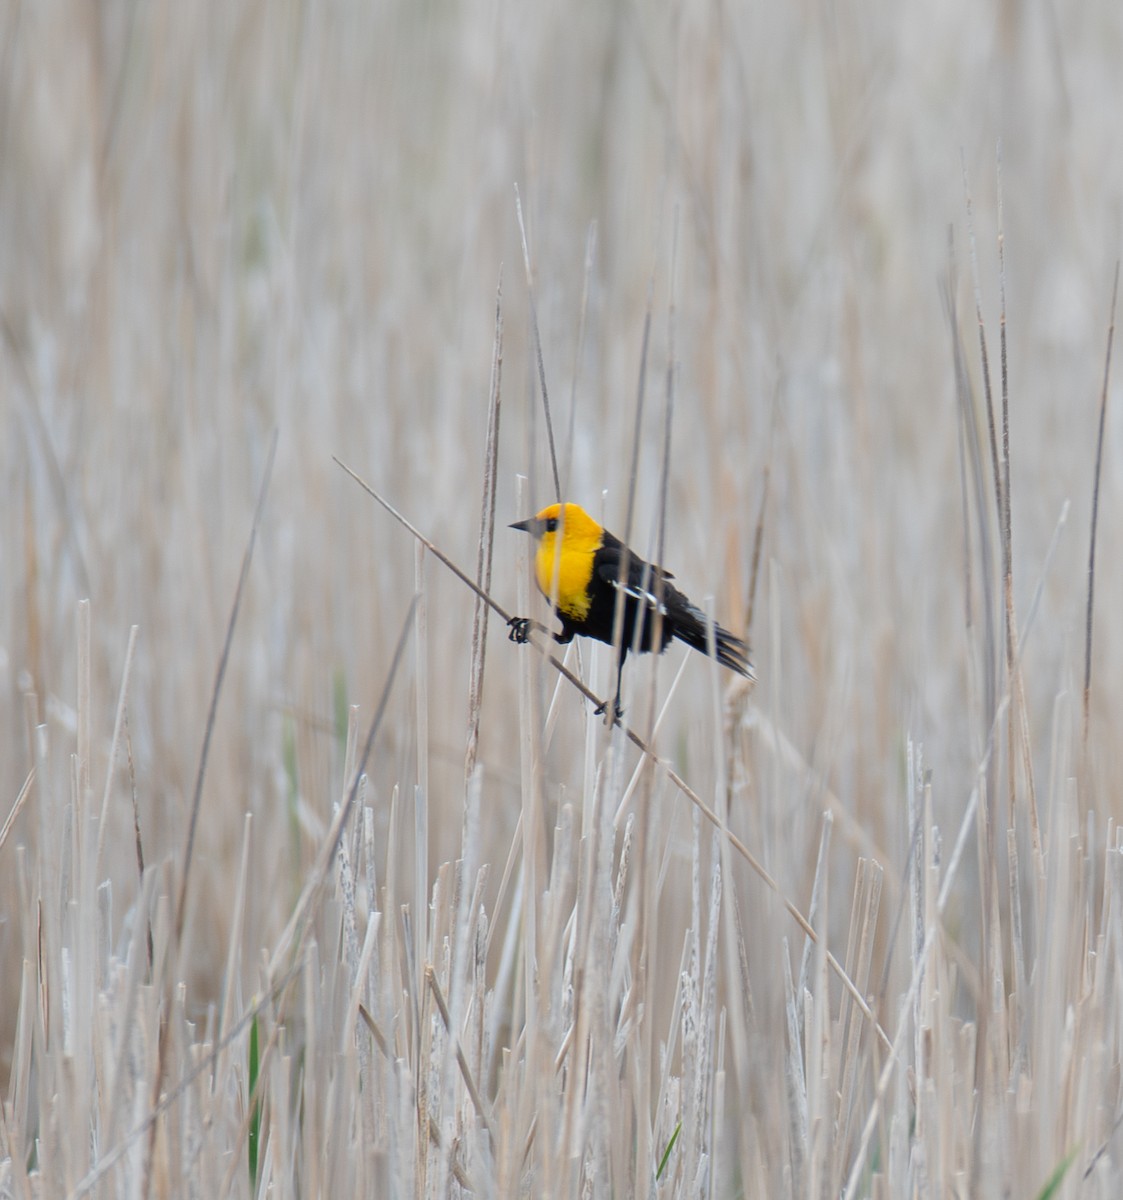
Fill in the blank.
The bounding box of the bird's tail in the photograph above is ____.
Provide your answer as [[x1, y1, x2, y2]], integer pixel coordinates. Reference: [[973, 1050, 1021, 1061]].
[[672, 605, 755, 680]]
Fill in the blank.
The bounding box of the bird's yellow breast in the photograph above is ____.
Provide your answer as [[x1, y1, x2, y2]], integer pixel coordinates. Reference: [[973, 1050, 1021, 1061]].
[[532, 504, 603, 621]]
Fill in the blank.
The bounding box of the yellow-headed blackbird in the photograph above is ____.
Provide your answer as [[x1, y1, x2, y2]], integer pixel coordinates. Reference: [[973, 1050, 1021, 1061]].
[[508, 502, 753, 714]]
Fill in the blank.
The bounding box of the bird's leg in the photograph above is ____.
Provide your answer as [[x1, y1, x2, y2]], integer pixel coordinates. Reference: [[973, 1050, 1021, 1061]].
[[611, 651, 626, 721], [507, 617, 576, 646], [594, 646, 627, 722]]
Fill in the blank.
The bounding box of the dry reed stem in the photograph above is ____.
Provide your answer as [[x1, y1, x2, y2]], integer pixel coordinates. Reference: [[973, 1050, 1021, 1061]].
[[515, 184, 561, 505], [1083, 263, 1120, 763], [465, 272, 504, 783]]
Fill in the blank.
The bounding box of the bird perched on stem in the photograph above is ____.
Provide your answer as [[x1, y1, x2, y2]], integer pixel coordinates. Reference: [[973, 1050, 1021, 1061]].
[[508, 502, 753, 717]]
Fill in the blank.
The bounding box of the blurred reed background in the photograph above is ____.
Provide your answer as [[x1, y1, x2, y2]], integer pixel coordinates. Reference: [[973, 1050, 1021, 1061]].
[[3, 1, 1123, 1195]]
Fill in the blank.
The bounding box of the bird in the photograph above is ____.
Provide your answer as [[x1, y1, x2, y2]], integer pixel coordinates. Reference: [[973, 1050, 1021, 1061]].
[[508, 502, 753, 716]]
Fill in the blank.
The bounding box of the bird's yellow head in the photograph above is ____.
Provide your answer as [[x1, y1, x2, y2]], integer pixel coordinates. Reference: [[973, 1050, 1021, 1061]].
[[510, 503, 604, 618]]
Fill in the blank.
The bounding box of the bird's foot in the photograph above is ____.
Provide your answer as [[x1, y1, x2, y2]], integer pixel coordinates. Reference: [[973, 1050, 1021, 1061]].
[[593, 698, 625, 722], [507, 616, 534, 644]]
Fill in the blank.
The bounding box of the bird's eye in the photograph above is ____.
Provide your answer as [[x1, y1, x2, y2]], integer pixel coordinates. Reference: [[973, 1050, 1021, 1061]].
[[546, 518, 557, 532]]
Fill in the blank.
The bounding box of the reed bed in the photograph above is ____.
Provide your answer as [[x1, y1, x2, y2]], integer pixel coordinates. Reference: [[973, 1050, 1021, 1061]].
[[3, 2, 1123, 1196]]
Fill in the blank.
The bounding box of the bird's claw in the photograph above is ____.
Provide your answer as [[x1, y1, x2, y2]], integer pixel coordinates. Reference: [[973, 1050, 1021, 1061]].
[[593, 698, 625, 722], [507, 616, 533, 644]]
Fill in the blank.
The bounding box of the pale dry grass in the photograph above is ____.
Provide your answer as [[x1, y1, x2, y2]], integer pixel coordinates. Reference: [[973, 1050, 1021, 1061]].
[[4, 1, 1123, 1196]]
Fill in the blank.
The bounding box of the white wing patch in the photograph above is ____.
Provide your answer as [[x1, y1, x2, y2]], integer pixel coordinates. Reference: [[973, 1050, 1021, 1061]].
[[609, 576, 670, 616]]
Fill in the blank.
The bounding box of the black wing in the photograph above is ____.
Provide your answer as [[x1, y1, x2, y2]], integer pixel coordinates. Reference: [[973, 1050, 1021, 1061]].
[[597, 530, 754, 678], [594, 533, 676, 609]]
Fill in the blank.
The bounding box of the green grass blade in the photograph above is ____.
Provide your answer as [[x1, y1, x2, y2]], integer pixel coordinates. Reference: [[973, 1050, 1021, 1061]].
[[248, 1015, 261, 1189], [656, 1121, 682, 1181], [1035, 1146, 1078, 1200]]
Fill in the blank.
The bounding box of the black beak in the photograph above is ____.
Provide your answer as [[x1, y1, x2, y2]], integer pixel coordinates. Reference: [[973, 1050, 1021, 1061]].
[[509, 517, 545, 537]]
